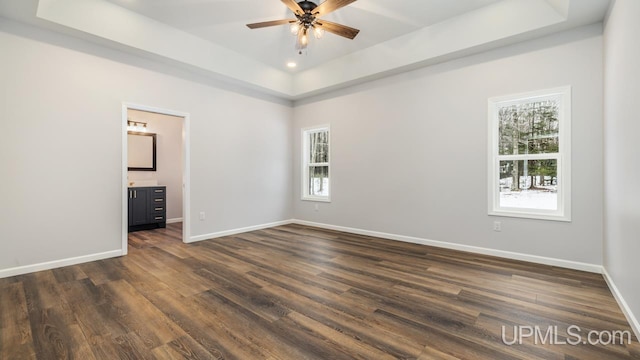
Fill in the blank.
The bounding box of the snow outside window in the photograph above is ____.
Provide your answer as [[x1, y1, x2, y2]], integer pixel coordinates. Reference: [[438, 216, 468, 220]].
[[488, 87, 571, 221], [302, 126, 330, 202]]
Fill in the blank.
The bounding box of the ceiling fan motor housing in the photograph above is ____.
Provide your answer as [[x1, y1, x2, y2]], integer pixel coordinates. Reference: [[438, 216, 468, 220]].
[[296, 1, 319, 29], [298, 1, 318, 12]]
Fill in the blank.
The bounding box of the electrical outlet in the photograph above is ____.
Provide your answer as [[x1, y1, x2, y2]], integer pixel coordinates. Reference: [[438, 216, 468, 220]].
[[199, 212, 205, 221], [493, 221, 501, 232]]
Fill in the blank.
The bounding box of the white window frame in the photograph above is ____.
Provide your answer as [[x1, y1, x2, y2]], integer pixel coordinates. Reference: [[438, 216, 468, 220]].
[[488, 86, 571, 221], [302, 125, 331, 202]]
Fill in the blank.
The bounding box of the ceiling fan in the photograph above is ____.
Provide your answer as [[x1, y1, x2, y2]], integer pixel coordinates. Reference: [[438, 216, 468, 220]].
[[246, 0, 360, 53]]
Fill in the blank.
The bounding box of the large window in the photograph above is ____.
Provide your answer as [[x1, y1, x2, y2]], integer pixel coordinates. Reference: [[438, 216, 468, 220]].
[[302, 126, 330, 201], [488, 87, 571, 221]]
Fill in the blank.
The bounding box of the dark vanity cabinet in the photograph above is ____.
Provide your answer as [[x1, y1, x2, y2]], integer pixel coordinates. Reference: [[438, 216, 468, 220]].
[[128, 186, 166, 232]]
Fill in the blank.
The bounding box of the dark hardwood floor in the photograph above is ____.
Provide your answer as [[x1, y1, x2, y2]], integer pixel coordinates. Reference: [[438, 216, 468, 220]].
[[1, 223, 638, 359]]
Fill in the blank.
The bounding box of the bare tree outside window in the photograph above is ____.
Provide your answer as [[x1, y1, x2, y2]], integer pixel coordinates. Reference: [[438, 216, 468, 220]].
[[303, 127, 330, 200], [489, 87, 571, 221], [498, 100, 559, 209]]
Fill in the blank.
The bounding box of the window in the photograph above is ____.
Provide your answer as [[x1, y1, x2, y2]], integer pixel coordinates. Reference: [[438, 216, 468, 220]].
[[302, 126, 330, 201], [488, 86, 571, 221]]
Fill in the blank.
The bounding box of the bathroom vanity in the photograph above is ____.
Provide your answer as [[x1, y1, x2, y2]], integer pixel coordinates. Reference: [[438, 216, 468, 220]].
[[128, 186, 166, 232]]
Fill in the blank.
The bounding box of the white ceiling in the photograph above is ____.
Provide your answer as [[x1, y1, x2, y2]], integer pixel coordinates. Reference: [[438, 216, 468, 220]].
[[0, 0, 611, 100], [102, 0, 501, 72]]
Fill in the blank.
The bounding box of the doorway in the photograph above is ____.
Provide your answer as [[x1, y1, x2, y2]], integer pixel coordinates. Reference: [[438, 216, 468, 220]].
[[121, 103, 191, 255]]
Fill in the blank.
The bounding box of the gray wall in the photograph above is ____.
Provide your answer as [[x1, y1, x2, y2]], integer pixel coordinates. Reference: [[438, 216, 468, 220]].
[[0, 19, 293, 272], [293, 24, 604, 266], [603, 0, 640, 333], [2, 3, 636, 335]]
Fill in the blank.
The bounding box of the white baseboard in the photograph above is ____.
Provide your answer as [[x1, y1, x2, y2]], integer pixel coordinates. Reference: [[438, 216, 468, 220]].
[[602, 268, 640, 341], [187, 219, 294, 243], [3, 219, 632, 340], [0, 249, 123, 279], [291, 219, 602, 273], [167, 218, 183, 224], [292, 220, 640, 339]]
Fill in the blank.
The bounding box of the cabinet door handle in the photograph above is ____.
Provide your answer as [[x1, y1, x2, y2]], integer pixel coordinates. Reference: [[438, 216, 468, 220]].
[[155, 207, 164, 211], [134, 190, 137, 199], [154, 189, 164, 193], [129, 190, 132, 198], [154, 198, 163, 202], [155, 216, 164, 220]]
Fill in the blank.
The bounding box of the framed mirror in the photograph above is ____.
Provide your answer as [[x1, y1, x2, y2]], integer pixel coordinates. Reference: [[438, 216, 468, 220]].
[[128, 132, 157, 171]]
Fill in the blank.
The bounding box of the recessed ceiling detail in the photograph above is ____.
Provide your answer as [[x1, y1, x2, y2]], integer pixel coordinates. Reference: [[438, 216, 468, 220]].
[[0, 0, 610, 100]]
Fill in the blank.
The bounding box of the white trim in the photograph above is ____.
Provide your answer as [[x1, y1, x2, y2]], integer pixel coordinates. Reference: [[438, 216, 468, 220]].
[[487, 86, 572, 222], [301, 125, 331, 202], [301, 197, 332, 203], [121, 105, 129, 255], [189, 218, 601, 273], [187, 220, 294, 243], [0, 250, 123, 279], [167, 218, 183, 224], [5, 220, 634, 342], [182, 113, 191, 244], [122, 103, 191, 252], [602, 268, 640, 342], [291, 219, 602, 273], [488, 210, 571, 222]]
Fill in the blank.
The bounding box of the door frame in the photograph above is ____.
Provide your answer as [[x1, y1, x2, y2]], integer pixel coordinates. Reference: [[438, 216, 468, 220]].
[[122, 103, 191, 254]]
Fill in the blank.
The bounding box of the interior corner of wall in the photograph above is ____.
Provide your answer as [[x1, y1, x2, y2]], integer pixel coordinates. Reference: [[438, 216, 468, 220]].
[[543, 0, 571, 18]]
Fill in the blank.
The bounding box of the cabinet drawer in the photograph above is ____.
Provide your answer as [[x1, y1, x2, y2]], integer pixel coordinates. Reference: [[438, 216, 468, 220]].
[[152, 205, 166, 213], [152, 196, 166, 204]]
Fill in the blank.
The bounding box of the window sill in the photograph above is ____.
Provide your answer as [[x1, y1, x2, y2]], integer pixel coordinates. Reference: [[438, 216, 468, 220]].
[[489, 210, 571, 222], [301, 197, 331, 203]]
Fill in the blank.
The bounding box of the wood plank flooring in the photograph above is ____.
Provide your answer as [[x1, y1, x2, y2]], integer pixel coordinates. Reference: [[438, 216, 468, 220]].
[[1, 223, 638, 359]]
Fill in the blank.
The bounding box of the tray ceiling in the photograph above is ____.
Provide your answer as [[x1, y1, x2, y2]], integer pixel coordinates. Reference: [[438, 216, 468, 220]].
[[0, 0, 610, 100]]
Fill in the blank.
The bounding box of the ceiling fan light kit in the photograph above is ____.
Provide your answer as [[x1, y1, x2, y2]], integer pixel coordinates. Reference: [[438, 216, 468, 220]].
[[247, 0, 360, 55]]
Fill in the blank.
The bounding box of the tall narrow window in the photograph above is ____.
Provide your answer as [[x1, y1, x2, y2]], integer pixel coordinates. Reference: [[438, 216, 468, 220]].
[[302, 126, 330, 201], [488, 87, 571, 221]]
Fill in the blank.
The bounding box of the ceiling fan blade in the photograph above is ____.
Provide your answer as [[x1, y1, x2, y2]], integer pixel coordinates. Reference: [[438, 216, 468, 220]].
[[313, 0, 357, 17], [246, 19, 297, 29], [281, 0, 304, 15], [315, 20, 359, 39]]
